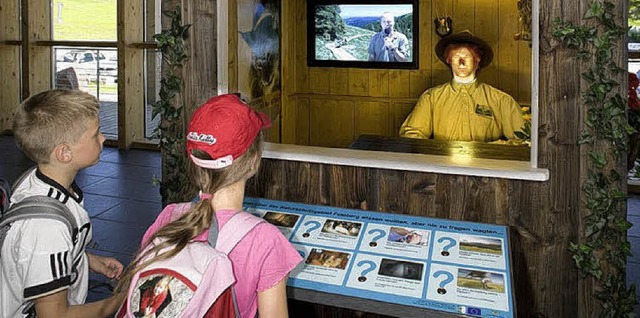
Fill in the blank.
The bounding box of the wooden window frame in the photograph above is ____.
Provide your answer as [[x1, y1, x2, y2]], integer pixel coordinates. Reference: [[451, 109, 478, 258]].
[[0, 0, 159, 149]]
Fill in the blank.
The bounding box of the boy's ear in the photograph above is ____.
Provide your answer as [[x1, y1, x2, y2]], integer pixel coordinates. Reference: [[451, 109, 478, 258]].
[[52, 143, 73, 163]]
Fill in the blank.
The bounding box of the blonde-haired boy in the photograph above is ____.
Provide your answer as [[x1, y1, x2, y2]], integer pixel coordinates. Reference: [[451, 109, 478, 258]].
[[1, 89, 124, 318]]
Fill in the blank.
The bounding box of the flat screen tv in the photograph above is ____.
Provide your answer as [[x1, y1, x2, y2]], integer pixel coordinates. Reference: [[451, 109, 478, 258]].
[[307, 0, 419, 69]]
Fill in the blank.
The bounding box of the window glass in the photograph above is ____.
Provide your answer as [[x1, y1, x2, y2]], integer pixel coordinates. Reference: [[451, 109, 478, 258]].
[[53, 47, 119, 138], [52, 0, 118, 138], [52, 0, 117, 41], [145, 49, 161, 140]]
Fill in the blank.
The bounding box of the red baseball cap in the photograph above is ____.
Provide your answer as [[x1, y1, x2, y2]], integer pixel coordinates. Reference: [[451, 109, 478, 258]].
[[186, 94, 271, 169]]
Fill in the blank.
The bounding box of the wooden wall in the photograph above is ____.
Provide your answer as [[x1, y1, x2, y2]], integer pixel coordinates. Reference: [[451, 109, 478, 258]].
[[281, 0, 532, 148], [0, 0, 21, 133], [243, 0, 628, 317]]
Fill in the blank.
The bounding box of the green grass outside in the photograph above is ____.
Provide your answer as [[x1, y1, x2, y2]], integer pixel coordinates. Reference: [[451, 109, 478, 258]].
[[53, 0, 117, 40]]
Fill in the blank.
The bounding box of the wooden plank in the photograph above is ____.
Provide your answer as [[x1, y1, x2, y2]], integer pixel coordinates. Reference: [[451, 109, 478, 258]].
[[28, 0, 51, 96], [0, 0, 21, 132], [418, 0, 431, 76], [404, 172, 438, 217], [498, 0, 520, 101], [228, 0, 238, 93], [354, 102, 392, 137], [329, 68, 350, 95], [310, 99, 354, 147], [35, 40, 118, 47], [388, 70, 410, 98], [392, 102, 415, 135], [184, 0, 217, 110], [325, 164, 368, 209], [117, 0, 144, 149], [309, 68, 331, 94], [430, 0, 453, 86], [452, 0, 474, 32], [295, 97, 311, 145], [368, 70, 389, 98], [0, 47, 20, 133], [517, 42, 532, 105], [475, 0, 499, 87], [409, 69, 430, 97], [295, 0, 309, 94], [348, 69, 369, 96]]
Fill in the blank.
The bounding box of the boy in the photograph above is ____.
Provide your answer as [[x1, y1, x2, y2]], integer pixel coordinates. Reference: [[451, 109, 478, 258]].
[[1, 90, 124, 317]]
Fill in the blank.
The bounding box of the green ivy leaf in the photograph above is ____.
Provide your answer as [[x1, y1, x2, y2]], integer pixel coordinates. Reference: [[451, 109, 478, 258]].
[[588, 151, 608, 168]]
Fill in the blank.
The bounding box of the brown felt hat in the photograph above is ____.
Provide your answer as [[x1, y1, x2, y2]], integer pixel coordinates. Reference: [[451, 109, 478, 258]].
[[435, 30, 494, 70]]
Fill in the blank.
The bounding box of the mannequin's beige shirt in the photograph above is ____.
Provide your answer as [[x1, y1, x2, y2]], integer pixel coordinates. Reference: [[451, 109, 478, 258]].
[[400, 81, 526, 142]]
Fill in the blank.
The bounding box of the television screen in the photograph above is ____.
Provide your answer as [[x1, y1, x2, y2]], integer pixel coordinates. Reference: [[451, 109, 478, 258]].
[[307, 0, 418, 69]]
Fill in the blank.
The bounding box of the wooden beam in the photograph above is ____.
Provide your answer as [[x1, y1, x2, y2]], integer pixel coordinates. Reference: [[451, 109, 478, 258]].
[[117, 0, 145, 149], [28, 0, 52, 97], [0, 0, 22, 133], [35, 40, 117, 47]]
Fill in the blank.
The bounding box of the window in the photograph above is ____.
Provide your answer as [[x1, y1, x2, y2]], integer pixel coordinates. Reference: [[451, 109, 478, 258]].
[[0, 0, 160, 148]]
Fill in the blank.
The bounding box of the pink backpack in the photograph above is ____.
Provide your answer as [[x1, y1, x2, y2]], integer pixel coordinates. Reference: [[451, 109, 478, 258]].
[[117, 203, 264, 318]]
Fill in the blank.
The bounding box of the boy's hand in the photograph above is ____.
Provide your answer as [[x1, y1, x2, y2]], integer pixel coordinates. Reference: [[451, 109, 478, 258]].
[[87, 253, 124, 279]]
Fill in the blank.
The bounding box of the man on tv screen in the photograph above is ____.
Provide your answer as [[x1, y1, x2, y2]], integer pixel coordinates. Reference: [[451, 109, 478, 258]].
[[399, 30, 526, 142], [368, 12, 409, 62]]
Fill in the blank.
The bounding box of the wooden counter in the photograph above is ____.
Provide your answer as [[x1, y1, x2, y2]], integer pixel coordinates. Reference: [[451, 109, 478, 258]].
[[349, 135, 531, 162]]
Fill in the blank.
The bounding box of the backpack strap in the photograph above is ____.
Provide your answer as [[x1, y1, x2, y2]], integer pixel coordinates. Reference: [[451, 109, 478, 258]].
[[0, 196, 78, 248], [211, 212, 265, 254], [0, 178, 10, 213], [0, 196, 77, 233]]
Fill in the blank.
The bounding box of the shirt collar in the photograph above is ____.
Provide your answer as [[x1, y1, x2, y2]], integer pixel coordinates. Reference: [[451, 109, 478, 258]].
[[450, 80, 479, 94]]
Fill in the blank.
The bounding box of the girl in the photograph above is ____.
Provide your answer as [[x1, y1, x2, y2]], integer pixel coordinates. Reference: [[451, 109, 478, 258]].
[[116, 94, 302, 318]]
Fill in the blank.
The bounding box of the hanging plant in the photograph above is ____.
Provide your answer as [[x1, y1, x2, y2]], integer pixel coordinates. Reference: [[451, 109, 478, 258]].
[[552, 1, 637, 316], [151, 6, 191, 204]]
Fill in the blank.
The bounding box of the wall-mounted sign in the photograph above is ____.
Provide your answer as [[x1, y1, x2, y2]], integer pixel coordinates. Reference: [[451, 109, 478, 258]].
[[244, 197, 516, 318]]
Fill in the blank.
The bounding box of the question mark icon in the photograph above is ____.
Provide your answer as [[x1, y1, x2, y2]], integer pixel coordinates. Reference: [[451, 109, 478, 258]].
[[356, 260, 377, 282], [433, 270, 454, 295], [368, 229, 386, 247], [438, 237, 456, 256], [302, 221, 321, 238]]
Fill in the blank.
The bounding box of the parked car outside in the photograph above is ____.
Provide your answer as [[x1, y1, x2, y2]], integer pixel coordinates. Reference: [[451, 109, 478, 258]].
[[56, 49, 118, 80]]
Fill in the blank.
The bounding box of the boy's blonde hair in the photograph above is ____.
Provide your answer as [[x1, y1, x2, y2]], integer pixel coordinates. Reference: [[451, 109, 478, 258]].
[[13, 89, 100, 164]]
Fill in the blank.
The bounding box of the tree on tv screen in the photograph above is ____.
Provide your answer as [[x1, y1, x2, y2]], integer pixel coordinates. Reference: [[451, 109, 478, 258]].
[[315, 5, 346, 41]]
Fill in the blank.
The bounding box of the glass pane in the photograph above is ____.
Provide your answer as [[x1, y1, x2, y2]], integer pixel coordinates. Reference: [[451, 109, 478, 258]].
[[630, 3, 640, 52], [145, 49, 161, 140], [144, 0, 161, 140], [52, 0, 117, 41], [145, 0, 161, 42], [53, 47, 119, 138]]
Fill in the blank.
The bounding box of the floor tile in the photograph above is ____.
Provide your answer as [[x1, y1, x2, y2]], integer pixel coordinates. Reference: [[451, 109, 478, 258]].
[[84, 193, 126, 218], [75, 173, 108, 189], [630, 215, 640, 238], [94, 199, 162, 225], [630, 236, 640, 264], [629, 195, 640, 217], [82, 177, 162, 202], [90, 218, 148, 256], [105, 164, 161, 182], [81, 161, 123, 178]]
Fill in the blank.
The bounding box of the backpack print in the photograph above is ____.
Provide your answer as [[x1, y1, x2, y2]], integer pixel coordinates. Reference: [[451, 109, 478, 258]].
[[118, 203, 264, 318]]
